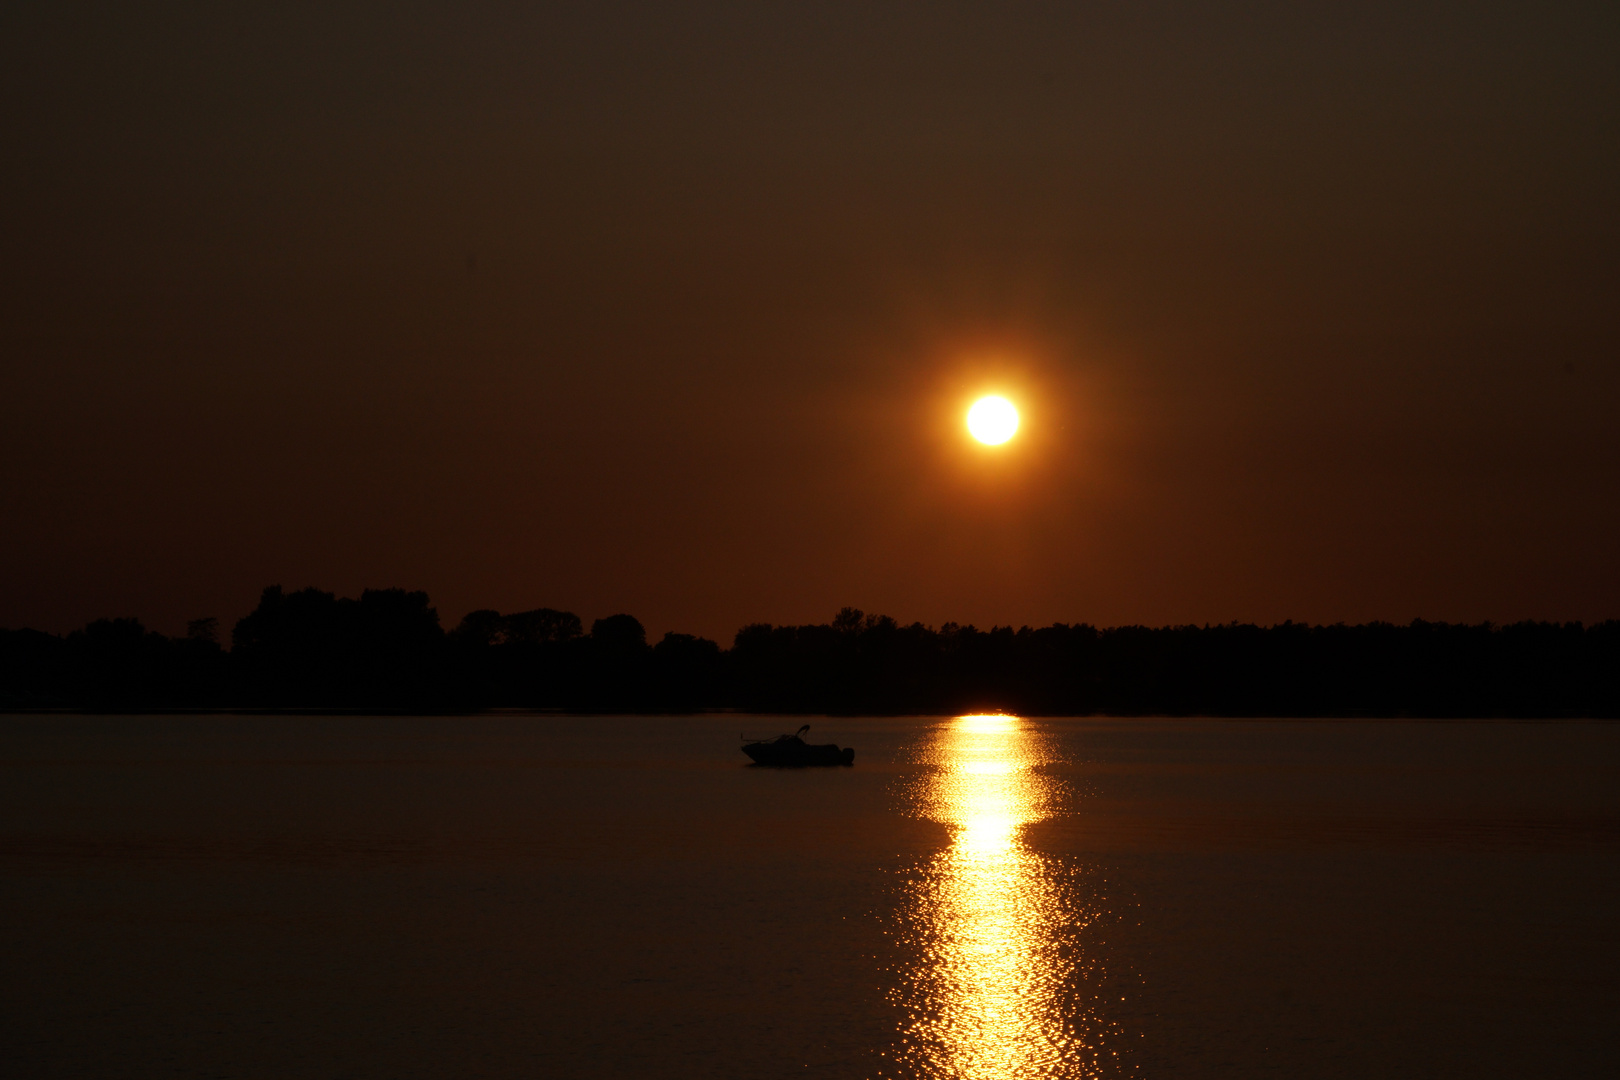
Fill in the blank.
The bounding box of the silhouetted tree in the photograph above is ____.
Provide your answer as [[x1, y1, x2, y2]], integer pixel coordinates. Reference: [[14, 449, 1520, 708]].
[[591, 614, 646, 649], [0, 628, 69, 708], [231, 586, 444, 708], [653, 632, 722, 710], [448, 606, 590, 708], [507, 608, 584, 646], [580, 614, 650, 710], [4, 591, 1618, 715]]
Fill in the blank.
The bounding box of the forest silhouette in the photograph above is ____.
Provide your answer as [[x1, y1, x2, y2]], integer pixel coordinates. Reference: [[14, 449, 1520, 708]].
[[2, 586, 1616, 716]]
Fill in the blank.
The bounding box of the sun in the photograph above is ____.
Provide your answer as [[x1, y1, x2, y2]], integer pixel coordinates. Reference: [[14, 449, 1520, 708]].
[[967, 395, 1019, 445]]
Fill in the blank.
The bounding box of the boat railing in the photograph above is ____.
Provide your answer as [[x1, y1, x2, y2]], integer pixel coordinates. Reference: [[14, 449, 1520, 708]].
[[740, 724, 811, 743]]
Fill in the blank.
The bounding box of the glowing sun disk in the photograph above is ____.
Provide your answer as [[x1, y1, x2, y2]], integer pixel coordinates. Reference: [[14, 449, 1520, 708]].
[[967, 396, 1019, 445]]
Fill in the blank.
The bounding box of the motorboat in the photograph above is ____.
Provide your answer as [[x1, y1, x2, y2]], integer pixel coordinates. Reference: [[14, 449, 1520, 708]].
[[741, 725, 855, 767]]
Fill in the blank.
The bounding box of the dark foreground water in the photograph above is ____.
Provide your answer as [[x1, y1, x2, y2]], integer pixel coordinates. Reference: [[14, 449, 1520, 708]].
[[2, 715, 1617, 1078]]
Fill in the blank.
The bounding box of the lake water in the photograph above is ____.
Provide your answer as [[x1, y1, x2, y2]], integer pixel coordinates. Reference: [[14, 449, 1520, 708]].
[[2, 714, 1617, 1078]]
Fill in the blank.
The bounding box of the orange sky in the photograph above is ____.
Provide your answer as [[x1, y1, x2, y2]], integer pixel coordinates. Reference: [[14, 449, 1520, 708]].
[[2, 2, 1617, 641]]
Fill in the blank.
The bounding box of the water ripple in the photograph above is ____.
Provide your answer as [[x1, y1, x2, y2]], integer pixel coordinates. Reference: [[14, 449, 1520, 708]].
[[879, 715, 1133, 1079]]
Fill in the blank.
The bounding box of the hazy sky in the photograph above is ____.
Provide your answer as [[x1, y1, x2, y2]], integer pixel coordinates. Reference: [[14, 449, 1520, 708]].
[[3, 1, 1617, 641]]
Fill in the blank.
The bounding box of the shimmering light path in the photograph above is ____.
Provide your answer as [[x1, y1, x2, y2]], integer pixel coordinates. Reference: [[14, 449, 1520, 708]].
[[883, 715, 1126, 1080]]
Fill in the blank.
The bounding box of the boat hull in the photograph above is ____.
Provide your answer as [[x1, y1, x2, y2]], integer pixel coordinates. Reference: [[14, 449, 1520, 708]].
[[742, 741, 854, 767]]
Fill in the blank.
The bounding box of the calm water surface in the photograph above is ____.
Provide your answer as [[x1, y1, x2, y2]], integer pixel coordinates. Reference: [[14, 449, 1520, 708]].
[[2, 714, 1617, 1078]]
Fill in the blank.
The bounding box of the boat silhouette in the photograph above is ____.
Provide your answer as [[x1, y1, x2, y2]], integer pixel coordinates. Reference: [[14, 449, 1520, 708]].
[[741, 725, 855, 767]]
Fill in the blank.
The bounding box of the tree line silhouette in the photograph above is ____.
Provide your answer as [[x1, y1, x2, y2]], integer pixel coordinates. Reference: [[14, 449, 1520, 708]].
[[2, 585, 1617, 716]]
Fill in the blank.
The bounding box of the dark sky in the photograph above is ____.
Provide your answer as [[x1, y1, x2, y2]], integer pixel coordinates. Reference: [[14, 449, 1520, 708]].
[[3, 1, 1618, 642]]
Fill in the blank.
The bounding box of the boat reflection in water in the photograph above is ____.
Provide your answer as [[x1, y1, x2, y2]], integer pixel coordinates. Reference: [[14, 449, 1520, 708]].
[[883, 714, 1126, 1080]]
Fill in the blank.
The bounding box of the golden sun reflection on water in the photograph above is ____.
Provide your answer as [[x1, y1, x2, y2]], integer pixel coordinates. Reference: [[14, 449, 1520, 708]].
[[884, 715, 1124, 1080]]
